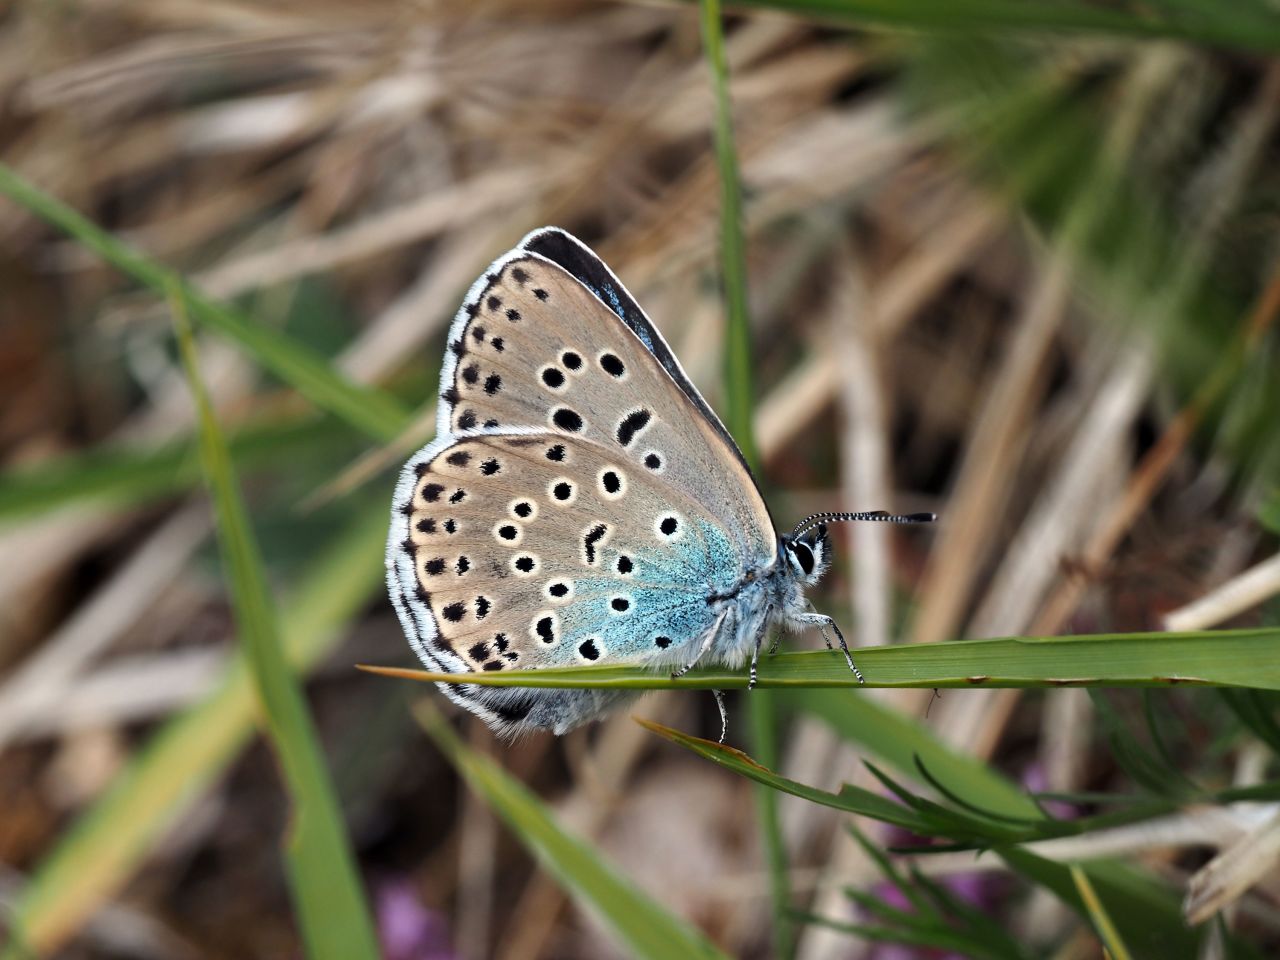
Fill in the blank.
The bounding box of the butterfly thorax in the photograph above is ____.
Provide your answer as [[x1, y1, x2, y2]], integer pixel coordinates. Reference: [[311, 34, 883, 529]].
[[696, 523, 833, 670]]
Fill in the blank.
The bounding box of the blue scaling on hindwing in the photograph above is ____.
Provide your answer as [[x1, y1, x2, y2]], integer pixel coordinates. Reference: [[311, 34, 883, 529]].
[[556, 519, 743, 660]]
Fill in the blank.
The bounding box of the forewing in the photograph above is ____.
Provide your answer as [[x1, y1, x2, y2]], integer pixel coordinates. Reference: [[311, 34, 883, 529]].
[[434, 241, 775, 562]]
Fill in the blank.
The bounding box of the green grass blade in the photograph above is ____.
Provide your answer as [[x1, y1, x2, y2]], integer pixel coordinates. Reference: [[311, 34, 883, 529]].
[[3, 499, 388, 957], [169, 286, 378, 959], [0, 163, 410, 442], [998, 849, 1219, 960], [0, 417, 337, 526], [638, 719, 958, 836], [701, 0, 758, 471], [698, 2, 782, 953], [798, 915, 1024, 959], [1219, 689, 1280, 755], [725, 0, 1280, 54], [1070, 865, 1135, 960], [415, 704, 729, 960], [361, 627, 1280, 691], [785, 689, 1042, 819]]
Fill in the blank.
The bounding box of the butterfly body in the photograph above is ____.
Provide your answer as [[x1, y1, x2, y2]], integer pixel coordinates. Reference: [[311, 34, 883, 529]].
[[386, 228, 927, 736]]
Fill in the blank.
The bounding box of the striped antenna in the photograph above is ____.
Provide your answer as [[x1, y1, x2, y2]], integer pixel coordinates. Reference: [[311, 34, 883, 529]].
[[791, 510, 936, 540]]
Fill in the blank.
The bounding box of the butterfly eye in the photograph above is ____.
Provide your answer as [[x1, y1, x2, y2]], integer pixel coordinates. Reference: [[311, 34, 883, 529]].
[[791, 542, 815, 576]]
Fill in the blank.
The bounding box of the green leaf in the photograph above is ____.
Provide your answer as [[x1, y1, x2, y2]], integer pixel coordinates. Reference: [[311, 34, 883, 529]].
[[723, 0, 1280, 54], [414, 703, 729, 960], [998, 848, 1220, 960], [362, 628, 1280, 690], [3, 500, 389, 957], [0, 163, 410, 442], [638, 718, 992, 839], [1218, 688, 1280, 756], [1090, 691, 1198, 798], [798, 915, 1023, 959], [1259, 486, 1280, 535], [169, 286, 378, 959], [783, 688, 1042, 819]]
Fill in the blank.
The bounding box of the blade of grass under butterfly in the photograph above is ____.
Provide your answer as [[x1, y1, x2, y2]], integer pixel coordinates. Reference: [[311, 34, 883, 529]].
[[414, 703, 729, 960], [169, 285, 378, 960], [2, 498, 389, 958], [359, 627, 1280, 691], [725, 0, 1280, 54], [0, 163, 410, 442], [698, 3, 786, 954]]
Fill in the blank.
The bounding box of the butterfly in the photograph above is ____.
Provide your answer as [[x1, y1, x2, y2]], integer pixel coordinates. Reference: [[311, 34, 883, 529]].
[[386, 228, 933, 739]]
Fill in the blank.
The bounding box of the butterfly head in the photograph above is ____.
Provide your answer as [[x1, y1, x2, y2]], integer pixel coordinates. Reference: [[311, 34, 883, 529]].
[[781, 524, 830, 586], [782, 510, 937, 588]]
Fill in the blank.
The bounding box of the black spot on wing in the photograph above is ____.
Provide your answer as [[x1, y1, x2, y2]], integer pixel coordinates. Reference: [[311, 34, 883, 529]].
[[600, 353, 625, 377], [583, 524, 607, 564], [616, 409, 651, 447], [553, 408, 583, 432]]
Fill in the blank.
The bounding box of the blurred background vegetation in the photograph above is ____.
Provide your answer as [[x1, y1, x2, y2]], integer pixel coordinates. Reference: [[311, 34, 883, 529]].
[[3, 1, 1280, 958]]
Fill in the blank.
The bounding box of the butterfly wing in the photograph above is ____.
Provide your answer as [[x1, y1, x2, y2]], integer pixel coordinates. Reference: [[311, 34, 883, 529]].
[[388, 430, 752, 733], [387, 230, 778, 734], [432, 233, 775, 559]]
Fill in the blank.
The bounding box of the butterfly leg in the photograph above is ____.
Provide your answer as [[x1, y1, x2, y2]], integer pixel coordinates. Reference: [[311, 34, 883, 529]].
[[794, 612, 864, 684], [712, 689, 728, 744], [765, 604, 783, 657]]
